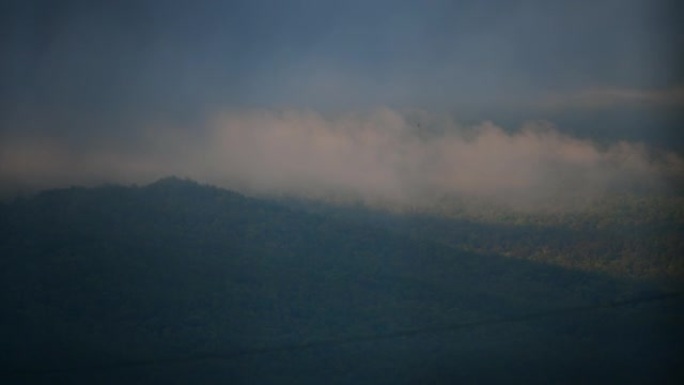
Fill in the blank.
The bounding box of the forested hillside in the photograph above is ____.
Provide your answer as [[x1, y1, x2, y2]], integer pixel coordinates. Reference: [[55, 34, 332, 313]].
[[1, 178, 682, 384], [281, 192, 684, 282]]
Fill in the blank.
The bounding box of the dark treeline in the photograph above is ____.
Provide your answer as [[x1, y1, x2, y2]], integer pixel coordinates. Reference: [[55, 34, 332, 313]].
[[281, 192, 684, 282]]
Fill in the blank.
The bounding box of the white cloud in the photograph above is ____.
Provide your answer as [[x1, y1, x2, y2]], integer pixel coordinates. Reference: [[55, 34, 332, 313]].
[[1, 108, 681, 209]]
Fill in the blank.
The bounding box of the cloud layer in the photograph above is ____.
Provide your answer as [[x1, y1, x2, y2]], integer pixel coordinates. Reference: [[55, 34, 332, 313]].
[[1, 109, 681, 210]]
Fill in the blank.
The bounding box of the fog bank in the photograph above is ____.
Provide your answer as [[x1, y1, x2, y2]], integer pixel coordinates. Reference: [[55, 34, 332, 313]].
[[1, 109, 681, 210]]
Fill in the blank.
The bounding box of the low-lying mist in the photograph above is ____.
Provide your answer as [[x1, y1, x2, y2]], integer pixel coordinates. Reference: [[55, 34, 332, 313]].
[[1, 108, 681, 211]]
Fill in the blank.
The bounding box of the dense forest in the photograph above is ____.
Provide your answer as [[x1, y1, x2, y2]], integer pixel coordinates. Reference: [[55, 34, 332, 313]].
[[281, 192, 684, 282], [1, 178, 682, 384]]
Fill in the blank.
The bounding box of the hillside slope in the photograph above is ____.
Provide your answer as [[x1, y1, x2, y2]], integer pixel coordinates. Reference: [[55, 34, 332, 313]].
[[1, 178, 682, 384]]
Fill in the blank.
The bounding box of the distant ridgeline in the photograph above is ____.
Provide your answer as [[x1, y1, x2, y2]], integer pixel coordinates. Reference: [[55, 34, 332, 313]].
[[2, 176, 683, 282]]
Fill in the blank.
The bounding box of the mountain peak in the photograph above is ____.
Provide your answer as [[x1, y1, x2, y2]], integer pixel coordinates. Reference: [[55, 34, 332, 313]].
[[148, 176, 200, 188]]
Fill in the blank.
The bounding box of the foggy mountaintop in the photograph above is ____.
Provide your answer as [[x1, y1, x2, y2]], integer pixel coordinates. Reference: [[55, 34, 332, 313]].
[[1, 2, 683, 382], [2, 109, 683, 210], [1, 0, 683, 209], [1, 109, 684, 207]]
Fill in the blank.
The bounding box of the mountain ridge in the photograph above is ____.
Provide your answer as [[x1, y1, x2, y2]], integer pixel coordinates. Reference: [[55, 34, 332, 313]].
[[1, 177, 682, 384]]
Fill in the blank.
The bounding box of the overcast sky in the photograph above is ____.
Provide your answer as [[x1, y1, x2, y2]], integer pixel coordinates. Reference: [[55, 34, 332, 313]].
[[1, 0, 682, 206]]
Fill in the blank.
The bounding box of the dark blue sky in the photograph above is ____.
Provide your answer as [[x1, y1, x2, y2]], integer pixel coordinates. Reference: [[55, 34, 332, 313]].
[[2, 1, 681, 113], [0, 0, 682, 199]]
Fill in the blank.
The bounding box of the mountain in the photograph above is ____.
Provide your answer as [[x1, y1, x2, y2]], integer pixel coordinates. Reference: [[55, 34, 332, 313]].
[[279, 192, 684, 282], [1, 178, 682, 384]]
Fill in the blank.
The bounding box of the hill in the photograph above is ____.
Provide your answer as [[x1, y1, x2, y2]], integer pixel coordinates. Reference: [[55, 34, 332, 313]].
[[1, 178, 682, 384], [279, 192, 684, 282]]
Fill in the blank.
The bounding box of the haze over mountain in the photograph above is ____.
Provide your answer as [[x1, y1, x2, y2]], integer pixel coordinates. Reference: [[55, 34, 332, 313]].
[[1, 1, 682, 382], [2, 0, 683, 206], [3, 110, 683, 210]]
